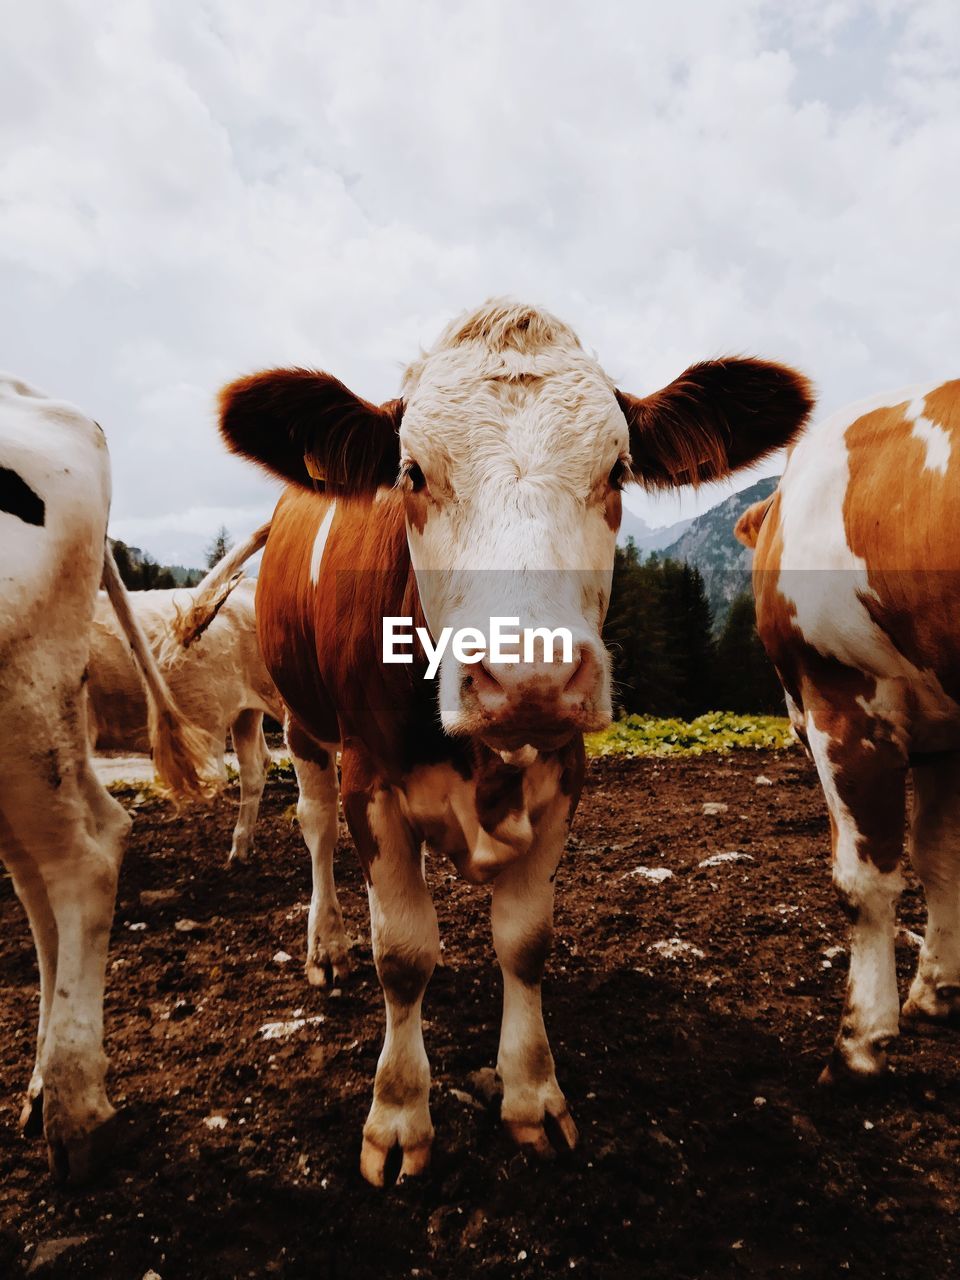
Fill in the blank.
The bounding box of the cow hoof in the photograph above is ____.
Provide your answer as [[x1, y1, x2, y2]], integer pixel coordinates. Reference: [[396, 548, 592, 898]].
[[505, 1107, 578, 1158], [305, 947, 351, 989], [46, 1112, 119, 1186], [903, 984, 960, 1024], [359, 1137, 431, 1188], [19, 1088, 44, 1138], [818, 1035, 894, 1086]]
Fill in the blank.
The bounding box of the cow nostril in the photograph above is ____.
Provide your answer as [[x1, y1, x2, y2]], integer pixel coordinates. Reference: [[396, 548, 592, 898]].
[[563, 647, 596, 699], [470, 658, 505, 700]]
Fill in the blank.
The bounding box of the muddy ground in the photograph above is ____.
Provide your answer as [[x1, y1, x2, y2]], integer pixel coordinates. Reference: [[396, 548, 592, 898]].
[[2, 751, 960, 1279]]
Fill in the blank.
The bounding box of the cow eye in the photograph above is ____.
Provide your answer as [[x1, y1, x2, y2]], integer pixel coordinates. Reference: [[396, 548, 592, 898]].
[[608, 457, 630, 490], [403, 460, 427, 493]]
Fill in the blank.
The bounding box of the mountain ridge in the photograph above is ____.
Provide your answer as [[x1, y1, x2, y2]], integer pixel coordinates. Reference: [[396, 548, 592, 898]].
[[619, 477, 778, 629]]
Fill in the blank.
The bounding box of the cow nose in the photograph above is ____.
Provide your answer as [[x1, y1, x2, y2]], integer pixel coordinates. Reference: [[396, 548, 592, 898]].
[[469, 643, 600, 719]]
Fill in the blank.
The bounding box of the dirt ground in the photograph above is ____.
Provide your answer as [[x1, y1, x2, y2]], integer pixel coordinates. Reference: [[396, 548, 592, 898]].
[[2, 750, 960, 1279]]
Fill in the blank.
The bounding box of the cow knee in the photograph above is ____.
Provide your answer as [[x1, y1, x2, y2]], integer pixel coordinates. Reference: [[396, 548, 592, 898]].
[[832, 859, 902, 922], [496, 919, 554, 986], [376, 942, 437, 1008], [45, 841, 121, 926], [102, 796, 133, 864]]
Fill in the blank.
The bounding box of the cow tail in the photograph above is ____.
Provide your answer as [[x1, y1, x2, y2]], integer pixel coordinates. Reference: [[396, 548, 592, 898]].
[[102, 544, 220, 803], [162, 519, 272, 659]]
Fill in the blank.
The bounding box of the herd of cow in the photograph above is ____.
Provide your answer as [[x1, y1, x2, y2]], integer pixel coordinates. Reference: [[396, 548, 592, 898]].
[[2, 299, 959, 1191]]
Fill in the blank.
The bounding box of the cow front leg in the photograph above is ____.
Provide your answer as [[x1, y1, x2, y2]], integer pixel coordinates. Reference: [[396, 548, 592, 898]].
[[344, 779, 438, 1186], [806, 700, 907, 1081], [903, 754, 960, 1022], [228, 709, 270, 863], [287, 722, 349, 986], [490, 793, 577, 1156]]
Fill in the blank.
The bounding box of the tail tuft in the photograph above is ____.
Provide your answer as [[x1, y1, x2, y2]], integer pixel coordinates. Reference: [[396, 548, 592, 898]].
[[160, 520, 271, 659], [149, 706, 222, 806]]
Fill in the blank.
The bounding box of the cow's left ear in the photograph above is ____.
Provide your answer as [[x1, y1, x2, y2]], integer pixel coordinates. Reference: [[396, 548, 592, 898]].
[[219, 368, 403, 494], [616, 358, 813, 489]]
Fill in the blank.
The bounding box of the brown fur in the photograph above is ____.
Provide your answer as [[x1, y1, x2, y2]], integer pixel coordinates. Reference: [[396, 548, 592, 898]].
[[842, 390, 960, 704], [734, 496, 774, 549], [219, 368, 403, 495], [512, 924, 553, 986], [617, 358, 813, 489]]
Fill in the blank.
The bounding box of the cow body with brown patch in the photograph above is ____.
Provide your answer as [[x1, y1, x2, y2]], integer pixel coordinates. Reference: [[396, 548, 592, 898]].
[[220, 300, 811, 1184], [744, 380, 960, 1080]]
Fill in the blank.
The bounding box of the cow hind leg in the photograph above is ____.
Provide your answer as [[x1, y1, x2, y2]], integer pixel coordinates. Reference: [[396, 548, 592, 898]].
[[805, 700, 907, 1081], [228, 709, 271, 863], [491, 794, 577, 1156], [903, 753, 960, 1023], [286, 721, 349, 986], [5, 762, 131, 1182], [0, 811, 58, 1137]]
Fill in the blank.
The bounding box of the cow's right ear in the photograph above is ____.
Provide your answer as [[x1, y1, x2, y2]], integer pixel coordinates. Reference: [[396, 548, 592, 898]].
[[219, 368, 403, 494]]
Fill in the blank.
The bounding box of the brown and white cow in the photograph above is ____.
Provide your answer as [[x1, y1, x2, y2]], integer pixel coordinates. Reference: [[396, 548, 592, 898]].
[[739, 380, 960, 1082], [0, 374, 216, 1181], [219, 299, 812, 1184], [88, 540, 352, 984]]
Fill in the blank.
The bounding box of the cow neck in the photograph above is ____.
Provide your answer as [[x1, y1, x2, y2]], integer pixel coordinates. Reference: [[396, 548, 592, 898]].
[[325, 489, 472, 782]]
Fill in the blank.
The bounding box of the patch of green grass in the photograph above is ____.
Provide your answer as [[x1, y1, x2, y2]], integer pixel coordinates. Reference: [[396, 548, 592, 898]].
[[585, 711, 797, 758]]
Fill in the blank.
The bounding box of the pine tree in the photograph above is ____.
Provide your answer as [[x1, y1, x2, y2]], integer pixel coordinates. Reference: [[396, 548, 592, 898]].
[[657, 559, 717, 716], [715, 592, 785, 713], [604, 542, 680, 716], [138, 553, 161, 590], [110, 540, 140, 589], [206, 525, 232, 568]]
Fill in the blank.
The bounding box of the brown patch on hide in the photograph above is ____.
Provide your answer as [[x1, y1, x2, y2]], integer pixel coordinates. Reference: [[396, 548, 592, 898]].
[[513, 924, 553, 987]]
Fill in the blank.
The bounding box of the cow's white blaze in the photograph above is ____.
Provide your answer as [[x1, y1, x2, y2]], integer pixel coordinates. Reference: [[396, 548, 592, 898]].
[[396, 305, 623, 739], [309, 500, 337, 586]]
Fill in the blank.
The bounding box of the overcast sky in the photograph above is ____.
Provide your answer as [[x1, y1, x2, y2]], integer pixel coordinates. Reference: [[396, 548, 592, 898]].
[[3, 1, 957, 565]]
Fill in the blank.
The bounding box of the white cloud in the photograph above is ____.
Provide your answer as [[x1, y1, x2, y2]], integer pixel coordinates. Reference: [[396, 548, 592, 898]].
[[1, 0, 957, 557]]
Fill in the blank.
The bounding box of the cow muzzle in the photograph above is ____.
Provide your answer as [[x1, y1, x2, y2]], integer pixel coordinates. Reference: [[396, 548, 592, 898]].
[[452, 640, 609, 749]]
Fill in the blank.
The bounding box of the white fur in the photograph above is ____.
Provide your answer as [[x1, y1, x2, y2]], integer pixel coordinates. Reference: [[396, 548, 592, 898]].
[[309, 500, 337, 586], [910, 413, 951, 475], [398, 302, 622, 735], [361, 789, 438, 1184], [86, 576, 348, 964], [806, 713, 902, 1074], [0, 375, 127, 1172], [88, 579, 280, 858]]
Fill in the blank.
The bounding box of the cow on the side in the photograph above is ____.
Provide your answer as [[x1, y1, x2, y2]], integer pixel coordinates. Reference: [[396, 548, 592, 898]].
[[220, 299, 812, 1184], [0, 375, 216, 1181], [738, 380, 960, 1082], [88, 537, 352, 984]]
